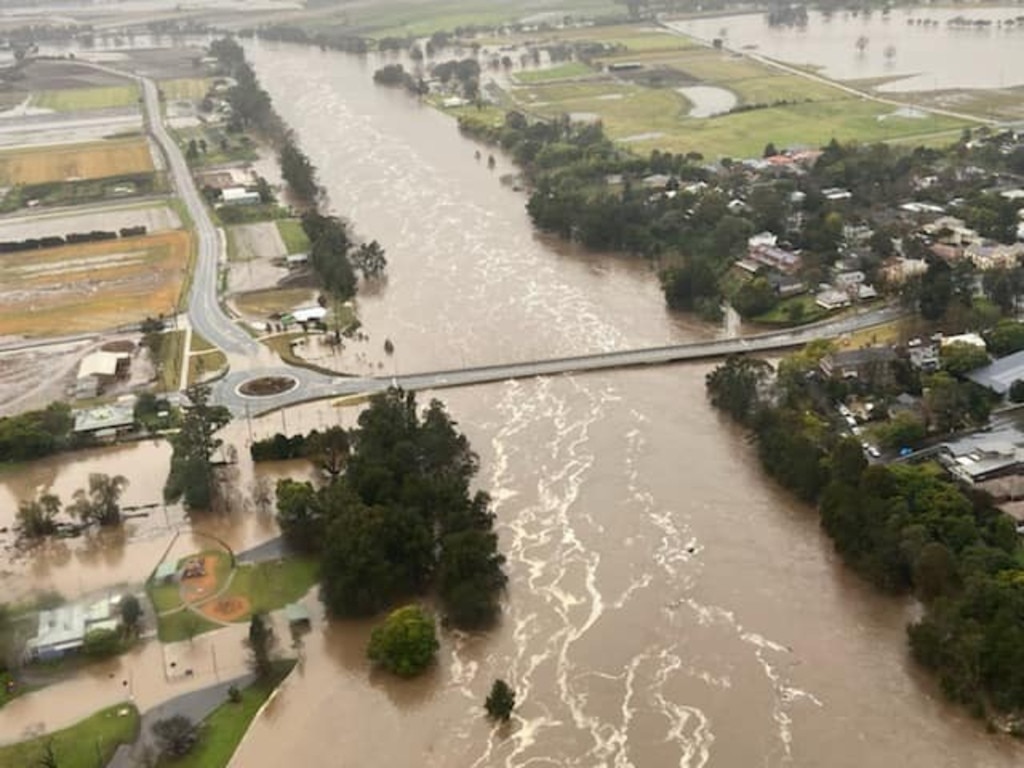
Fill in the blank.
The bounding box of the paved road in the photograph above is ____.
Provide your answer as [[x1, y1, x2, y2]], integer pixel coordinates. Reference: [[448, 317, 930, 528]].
[[216, 306, 907, 417], [137, 76, 261, 360]]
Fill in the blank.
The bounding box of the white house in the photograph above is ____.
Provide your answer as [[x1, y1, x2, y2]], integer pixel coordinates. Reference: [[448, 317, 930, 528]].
[[221, 187, 261, 205]]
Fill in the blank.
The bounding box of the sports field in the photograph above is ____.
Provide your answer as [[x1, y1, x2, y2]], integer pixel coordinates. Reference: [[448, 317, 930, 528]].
[[0, 138, 154, 185], [0, 231, 191, 337], [493, 23, 972, 158]]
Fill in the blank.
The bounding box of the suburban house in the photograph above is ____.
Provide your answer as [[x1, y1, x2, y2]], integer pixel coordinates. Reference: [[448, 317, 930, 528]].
[[881, 257, 928, 284], [964, 241, 1024, 271], [26, 596, 121, 661], [747, 243, 802, 275], [820, 347, 898, 386], [815, 289, 851, 311], [906, 337, 940, 371], [285, 252, 309, 268], [221, 186, 261, 206]]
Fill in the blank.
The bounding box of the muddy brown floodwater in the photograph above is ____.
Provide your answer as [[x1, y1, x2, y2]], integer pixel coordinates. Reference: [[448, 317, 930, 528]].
[[231, 40, 1024, 767], [1, 34, 1022, 766]]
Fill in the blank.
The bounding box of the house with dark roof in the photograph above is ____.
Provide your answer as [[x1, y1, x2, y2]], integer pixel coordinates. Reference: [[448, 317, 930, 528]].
[[820, 347, 898, 387]]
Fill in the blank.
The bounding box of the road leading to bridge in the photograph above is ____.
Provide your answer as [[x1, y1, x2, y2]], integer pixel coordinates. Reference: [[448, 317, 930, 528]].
[[215, 306, 907, 417], [138, 76, 261, 360]]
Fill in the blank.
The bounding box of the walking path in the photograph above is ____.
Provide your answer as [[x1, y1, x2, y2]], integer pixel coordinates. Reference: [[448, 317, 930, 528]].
[[108, 674, 254, 768]]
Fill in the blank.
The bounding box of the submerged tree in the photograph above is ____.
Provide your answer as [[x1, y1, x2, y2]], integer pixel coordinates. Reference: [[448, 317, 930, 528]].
[[484, 678, 516, 722], [246, 613, 276, 680], [70, 473, 128, 527], [17, 492, 62, 539]]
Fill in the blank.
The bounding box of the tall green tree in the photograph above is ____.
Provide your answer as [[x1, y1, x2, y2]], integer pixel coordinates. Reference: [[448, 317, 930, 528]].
[[367, 604, 438, 678], [246, 613, 276, 680], [164, 384, 230, 511]]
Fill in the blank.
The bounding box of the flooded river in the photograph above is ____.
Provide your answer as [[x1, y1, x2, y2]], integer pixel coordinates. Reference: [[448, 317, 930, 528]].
[[232, 41, 1024, 766], [2, 32, 1023, 766]]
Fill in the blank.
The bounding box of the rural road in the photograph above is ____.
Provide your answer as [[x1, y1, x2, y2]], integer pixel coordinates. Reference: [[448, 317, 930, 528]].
[[138, 76, 263, 361]]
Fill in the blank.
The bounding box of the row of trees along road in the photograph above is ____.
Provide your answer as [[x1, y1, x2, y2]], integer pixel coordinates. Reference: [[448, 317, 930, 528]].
[[706, 355, 1024, 723], [274, 389, 508, 630], [209, 36, 387, 306]]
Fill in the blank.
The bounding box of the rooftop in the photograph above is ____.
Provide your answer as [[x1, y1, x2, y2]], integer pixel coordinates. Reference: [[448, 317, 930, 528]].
[[969, 349, 1024, 395], [73, 403, 135, 433]]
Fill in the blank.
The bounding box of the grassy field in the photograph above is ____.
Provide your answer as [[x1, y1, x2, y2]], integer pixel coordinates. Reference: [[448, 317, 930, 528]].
[[752, 294, 830, 327], [188, 350, 228, 385], [175, 125, 258, 167], [190, 331, 215, 353], [156, 610, 221, 643], [224, 558, 319, 616], [0, 138, 154, 185], [501, 22, 972, 158], [275, 219, 310, 254], [31, 85, 140, 112], [515, 61, 594, 84], [157, 329, 186, 392], [147, 579, 184, 614], [159, 78, 212, 101], [158, 661, 294, 768], [0, 703, 138, 768], [0, 230, 191, 338], [627, 98, 969, 159], [235, 288, 318, 318]]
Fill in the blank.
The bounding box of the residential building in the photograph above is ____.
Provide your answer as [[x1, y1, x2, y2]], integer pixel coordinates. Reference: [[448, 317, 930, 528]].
[[72, 403, 136, 440], [968, 349, 1024, 395], [820, 347, 898, 386], [748, 243, 802, 275], [965, 241, 1024, 271], [815, 289, 851, 311], [26, 596, 121, 661]]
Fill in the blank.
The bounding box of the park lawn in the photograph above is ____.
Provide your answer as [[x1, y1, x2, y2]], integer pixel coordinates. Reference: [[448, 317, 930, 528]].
[[187, 350, 228, 385], [275, 219, 310, 254], [235, 288, 318, 318], [628, 98, 970, 159], [0, 703, 139, 768], [0, 138, 154, 185], [224, 558, 319, 616], [158, 661, 294, 768], [159, 78, 212, 101], [752, 294, 830, 327], [514, 61, 594, 84], [148, 579, 184, 614], [155, 609, 221, 643], [31, 85, 140, 112], [0, 231, 191, 338], [175, 126, 258, 167]]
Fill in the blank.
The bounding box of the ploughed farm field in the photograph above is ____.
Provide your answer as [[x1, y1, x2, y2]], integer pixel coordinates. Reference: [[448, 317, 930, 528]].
[[0, 137, 154, 186], [0, 230, 191, 338]]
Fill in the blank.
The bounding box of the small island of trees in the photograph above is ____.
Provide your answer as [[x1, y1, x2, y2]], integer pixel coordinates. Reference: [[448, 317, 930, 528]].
[[272, 389, 507, 632]]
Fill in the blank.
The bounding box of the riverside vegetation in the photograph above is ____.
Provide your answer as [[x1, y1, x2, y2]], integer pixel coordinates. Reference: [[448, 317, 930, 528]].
[[706, 354, 1024, 727], [268, 389, 508, 631], [209, 37, 386, 305]]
